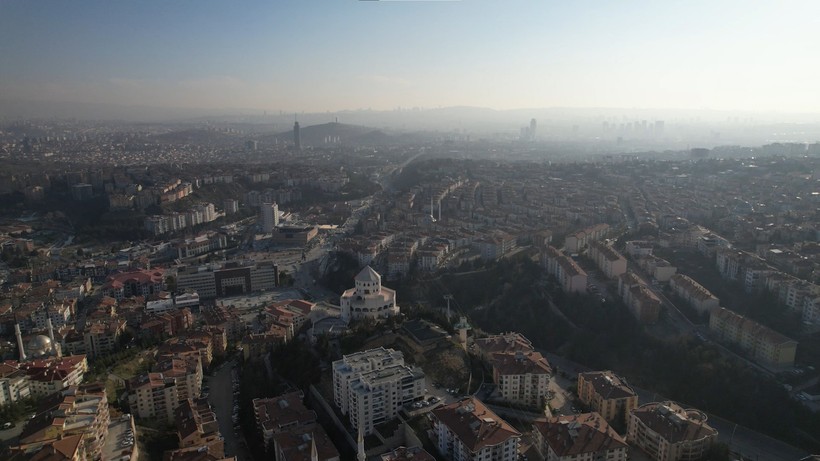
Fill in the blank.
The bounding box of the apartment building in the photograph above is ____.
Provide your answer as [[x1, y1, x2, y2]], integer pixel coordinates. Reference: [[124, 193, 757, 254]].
[[625, 240, 654, 257], [153, 354, 203, 403], [253, 391, 316, 448], [669, 274, 719, 314], [100, 269, 166, 301], [587, 241, 627, 279], [272, 423, 340, 461], [636, 254, 678, 282], [627, 402, 717, 461], [126, 372, 181, 422], [475, 332, 535, 360], [18, 355, 89, 398], [339, 266, 399, 323], [709, 307, 797, 368], [174, 232, 228, 259], [617, 272, 661, 324], [564, 224, 609, 253], [432, 397, 521, 461], [474, 333, 552, 408], [381, 446, 436, 461], [533, 412, 628, 461], [332, 348, 425, 435], [542, 246, 587, 294], [14, 384, 110, 460], [175, 397, 225, 458], [488, 350, 551, 408], [82, 318, 126, 359], [577, 371, 638, 427], [0, 362, 31, 407]]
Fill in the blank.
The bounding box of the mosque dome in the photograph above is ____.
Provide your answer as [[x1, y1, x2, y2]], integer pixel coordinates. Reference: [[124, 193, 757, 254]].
[[26, 335, 54, 358]]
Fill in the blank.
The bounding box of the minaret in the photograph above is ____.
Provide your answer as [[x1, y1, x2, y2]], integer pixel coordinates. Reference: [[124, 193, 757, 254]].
[[47, 318, 59, 357], [438, 199, 442, 222], [15, 323, 26, 362], [357, 425, 366, 461], [310, 436, 318, 461]]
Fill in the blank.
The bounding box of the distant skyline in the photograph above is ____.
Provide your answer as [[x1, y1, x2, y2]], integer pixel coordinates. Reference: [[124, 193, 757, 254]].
[[2, 1, 820, 116]]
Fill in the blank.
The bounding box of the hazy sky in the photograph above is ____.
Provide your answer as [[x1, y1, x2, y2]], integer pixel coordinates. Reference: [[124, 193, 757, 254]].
[[1, 0, 819, 113]]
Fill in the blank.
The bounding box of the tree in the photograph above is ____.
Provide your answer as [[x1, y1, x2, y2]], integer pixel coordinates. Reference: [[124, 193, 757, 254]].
[[165, 275, 177, 293]]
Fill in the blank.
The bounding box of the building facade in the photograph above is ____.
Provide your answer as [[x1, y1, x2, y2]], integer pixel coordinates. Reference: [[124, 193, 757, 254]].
[[533, 412, 628, 461], [577, 371, 638, 427], [432, 397, 520, 461], [627, 402, 717, 461], [332, 348, 424, 435]]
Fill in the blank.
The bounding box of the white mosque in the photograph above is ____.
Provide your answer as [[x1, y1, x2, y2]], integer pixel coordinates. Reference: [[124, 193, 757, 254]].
[[340, 266, 399, 323]]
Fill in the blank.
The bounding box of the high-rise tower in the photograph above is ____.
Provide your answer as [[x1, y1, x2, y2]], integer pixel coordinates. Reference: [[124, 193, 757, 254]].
[[293, 121, 302, 151]]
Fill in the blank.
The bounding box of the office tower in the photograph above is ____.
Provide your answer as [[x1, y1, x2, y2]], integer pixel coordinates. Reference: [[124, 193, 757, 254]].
[[293, 121, 301, 151], [261, 202, 279, 233]]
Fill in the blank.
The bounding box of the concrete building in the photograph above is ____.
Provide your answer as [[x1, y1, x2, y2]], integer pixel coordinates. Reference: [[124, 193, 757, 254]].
[[474, 332, 552, 408], [617, 272, 662, 324], [175, 397, 225, 458], [269, 225, 318, 246], [253, 391, 316, 448], [126, 372, 179, 422], [564, 224, 609, 254], [627, 401, 717, 461], [272, 423, 340, 461], [332, 348, 424, 435], [431, 397, 521, 461], [18, 355, 88, 398], [175, 260, 279, 299], [587, 241, 627, 279], [577, 371, 638, 427], [487, 350, 551, 409], [223, 198, 239, 214], [13, 383, 110, 460], [261, 202, 280, 233], [636, 254, 678, 282], [709, 307, 797, 368], [175, 232, 228, 259], [82, 318, 127, 359], [380, 446, 436, 461], [100, 268, 166, 301], [542, 246, 587, 294], [533, 412, 628, 461], [669, 274, 719, 314], [0, 363, 31, 406], [339, 266, 399, 323], [625, 240, 654, 257]]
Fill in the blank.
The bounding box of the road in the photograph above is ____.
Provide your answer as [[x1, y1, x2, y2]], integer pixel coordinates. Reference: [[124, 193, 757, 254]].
[[206, 360, 252, 461]]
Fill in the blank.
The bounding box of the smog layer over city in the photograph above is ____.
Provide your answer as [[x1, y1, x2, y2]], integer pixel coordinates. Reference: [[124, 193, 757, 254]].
[[1, 2, 819, 461]]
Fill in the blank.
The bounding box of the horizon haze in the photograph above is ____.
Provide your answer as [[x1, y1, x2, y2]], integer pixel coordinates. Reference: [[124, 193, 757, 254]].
[[2, 0, 820, 121]]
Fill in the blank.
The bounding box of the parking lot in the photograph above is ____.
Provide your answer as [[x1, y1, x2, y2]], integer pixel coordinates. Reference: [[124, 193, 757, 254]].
[[102, 415, 137, 461], [206, 360, 251, 460]]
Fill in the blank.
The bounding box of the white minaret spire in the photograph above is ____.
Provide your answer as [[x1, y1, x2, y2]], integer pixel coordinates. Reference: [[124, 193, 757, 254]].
[[47, 318, 57, 356], [357, 425, 366, 461], [310, 435, 318, 461], [15, 323, 26, 362]]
